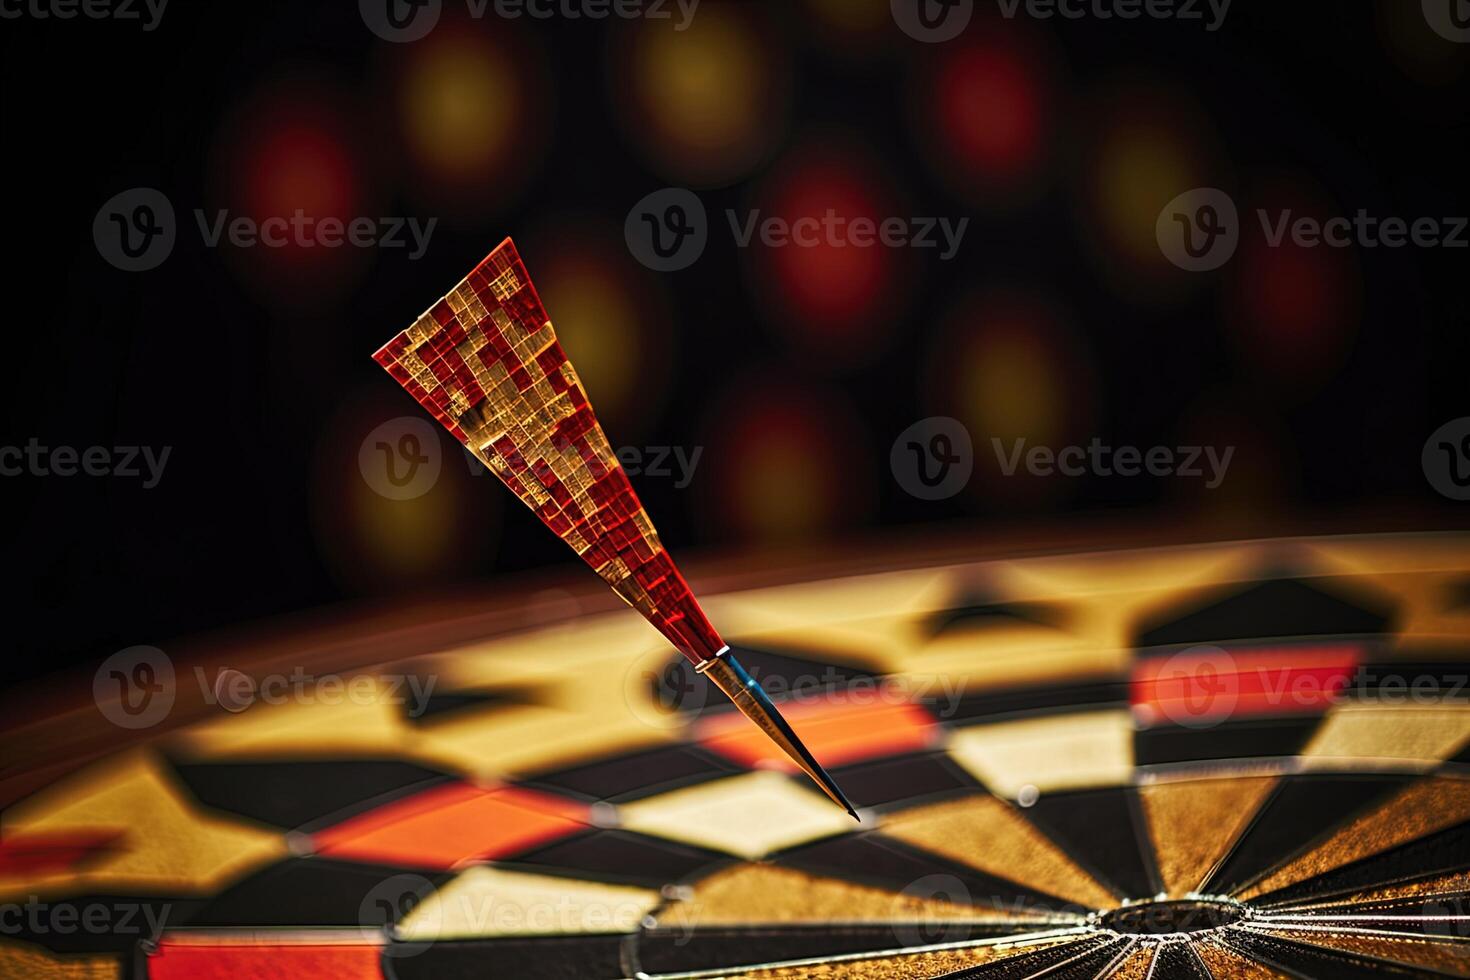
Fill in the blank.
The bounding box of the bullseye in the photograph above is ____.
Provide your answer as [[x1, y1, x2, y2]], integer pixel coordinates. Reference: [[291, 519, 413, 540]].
[[1099, 898, 1247, 936]]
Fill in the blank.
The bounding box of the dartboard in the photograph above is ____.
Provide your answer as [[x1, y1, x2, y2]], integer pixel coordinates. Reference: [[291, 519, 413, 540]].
[[5, 533, 1470, 979]]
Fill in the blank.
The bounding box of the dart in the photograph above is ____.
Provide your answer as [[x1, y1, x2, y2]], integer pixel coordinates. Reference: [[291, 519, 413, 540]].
[[372, 237, 857, 819]]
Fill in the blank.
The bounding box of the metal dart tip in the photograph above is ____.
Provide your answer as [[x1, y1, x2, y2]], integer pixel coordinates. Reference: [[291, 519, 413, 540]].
[[700, 652, 859, 820]]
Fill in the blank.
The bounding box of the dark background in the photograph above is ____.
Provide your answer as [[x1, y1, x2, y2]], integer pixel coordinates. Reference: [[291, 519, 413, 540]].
[[1, 0, 1466, 687]]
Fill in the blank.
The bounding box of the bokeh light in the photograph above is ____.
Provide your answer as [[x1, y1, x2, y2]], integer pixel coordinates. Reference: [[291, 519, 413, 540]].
[[700, 377, 873, 543], [803, 0, 890, 55], [927, 288, 1094, 505], [391, 18, 549, 218], [521, 220, 674, 437], [610, 5, 788, 186], [1078, 81, 1226, 293], [1224, 178, 1361, 393], [312, 391, 499, 593], [209, 72, 374, 306], [745, 136, 911, 361], [913, 26, 1055, 205]]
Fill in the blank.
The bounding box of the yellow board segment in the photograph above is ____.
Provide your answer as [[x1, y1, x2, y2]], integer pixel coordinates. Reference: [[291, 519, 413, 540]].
[[0, 941, 120, 980], [1139, 775, 1278, 898], [655, 864, 1054, 929], [948, 710, 1134, 798], [619, 772, 855, 860], [398, 866, 659, 940], [1241, 777, 1470, 900], [880, 795, 1120, 910], [1195, 939, 1295, 978], [1107, 944, 1156, 980], [1302, 705, 1470, 769], [0, 751, 284, 900]]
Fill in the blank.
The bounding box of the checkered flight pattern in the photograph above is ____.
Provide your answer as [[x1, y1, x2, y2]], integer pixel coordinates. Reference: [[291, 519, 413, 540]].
[[372, 238, 725, 664]]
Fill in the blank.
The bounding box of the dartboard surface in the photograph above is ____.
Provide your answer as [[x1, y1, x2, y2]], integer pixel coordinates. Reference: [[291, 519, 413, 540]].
[[5, 533, 1470, 979]]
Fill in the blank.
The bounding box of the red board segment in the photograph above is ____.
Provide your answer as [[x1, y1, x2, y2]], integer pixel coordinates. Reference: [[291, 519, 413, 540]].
[[310, 782, 591, 871], [1131, 644, 1362, 727], [149, 939, 383, 980], [0, 830, 122, 877]]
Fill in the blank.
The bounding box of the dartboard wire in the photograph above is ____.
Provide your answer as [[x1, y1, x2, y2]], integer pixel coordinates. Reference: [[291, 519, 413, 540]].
[[1133, 755, 1304, 785], [1255, 912, 1470, 925], [1235, 919, 1470, 944], [1253, 883, 1470, 912], [987, 934, 1119, 980], [938, 935, 1121, 980], [805, 820, 1104, 917], [1255, 890, 1470, 915], [1140, 940, 1170, 980], [625, 924, 1100, 980], [1091, 937, 1141, 979], [1151, 938, 1215, 980], [1226, 921, 1470, 977]]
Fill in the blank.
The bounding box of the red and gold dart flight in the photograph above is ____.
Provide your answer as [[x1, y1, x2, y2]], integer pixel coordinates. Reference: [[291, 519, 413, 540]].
[[372, 238, 855, 817]]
